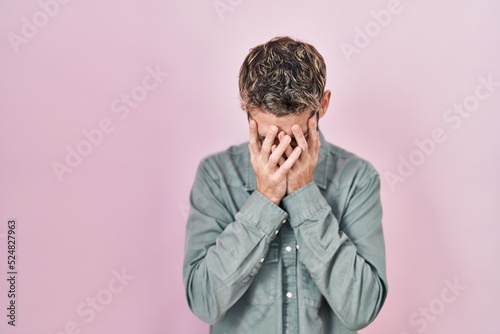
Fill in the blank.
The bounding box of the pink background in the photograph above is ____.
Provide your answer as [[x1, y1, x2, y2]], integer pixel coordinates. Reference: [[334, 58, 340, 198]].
[[1, 0, 499, 333]]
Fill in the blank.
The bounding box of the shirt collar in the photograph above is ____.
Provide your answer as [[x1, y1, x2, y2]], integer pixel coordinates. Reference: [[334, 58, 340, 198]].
[[244, 129, 329, 191]]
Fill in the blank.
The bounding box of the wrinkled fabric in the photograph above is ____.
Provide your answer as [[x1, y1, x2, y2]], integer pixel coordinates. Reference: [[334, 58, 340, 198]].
[[183, 130, 388, 334]]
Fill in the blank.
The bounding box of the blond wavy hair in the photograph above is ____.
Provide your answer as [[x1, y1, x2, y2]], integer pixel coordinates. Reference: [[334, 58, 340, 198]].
[[239, 36, 327, 116]]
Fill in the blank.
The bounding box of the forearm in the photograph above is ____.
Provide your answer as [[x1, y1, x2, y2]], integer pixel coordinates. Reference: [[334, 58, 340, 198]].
[[183, 190, 287, 324], [282, 181, 388, 330]]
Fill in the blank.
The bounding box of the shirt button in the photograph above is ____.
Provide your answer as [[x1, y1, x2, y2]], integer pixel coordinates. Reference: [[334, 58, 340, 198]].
[[281, 219, 287, 224], [285, 246, 292, 252], [260, 257, 265, 263], [286, 292, 293, 299], [296, 245, 300, 250], [275, 230, 279, 235]]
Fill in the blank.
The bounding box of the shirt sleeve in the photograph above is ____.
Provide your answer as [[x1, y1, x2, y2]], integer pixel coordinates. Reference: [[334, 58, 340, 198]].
[[281, 170, 388, 331], [182, 159, 288, 325]]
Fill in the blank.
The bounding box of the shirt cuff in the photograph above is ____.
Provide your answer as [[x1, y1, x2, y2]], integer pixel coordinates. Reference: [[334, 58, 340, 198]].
[[235, 190, 289, 237], [281, 182, 330, 228]]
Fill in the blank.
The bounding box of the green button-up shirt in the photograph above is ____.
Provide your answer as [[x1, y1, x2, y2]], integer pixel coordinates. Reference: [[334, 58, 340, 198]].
[[183, 130, 388, 333]]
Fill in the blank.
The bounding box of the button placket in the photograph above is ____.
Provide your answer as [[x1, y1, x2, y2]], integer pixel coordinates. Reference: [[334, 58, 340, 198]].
[[280, 220, 298, 331]]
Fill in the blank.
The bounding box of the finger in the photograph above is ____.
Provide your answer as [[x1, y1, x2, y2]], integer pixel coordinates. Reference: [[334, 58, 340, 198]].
[[277, 130, 293, 158], [275, 143, 287, 166], [284, 143, 293, 158], [278, 146, 302, 174], [248, 120, 260, 155], [292, 124, 308, 153], [273, 144, 286, 166], [261, 125, 278, 157], [268, 135, 291, 165], [278, 131, 285, 141], [274, 135, 287, 165]]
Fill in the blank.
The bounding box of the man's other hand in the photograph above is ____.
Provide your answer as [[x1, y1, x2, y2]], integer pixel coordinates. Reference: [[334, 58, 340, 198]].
[[276, 116, 320, 195]]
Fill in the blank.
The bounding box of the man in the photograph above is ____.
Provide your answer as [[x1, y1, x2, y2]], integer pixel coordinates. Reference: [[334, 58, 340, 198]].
[[183, 36, 388, 333]]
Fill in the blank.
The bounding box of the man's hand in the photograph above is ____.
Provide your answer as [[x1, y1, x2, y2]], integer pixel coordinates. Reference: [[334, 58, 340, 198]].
[[249, 120, 302, 205], [275, 116, 320, 195]]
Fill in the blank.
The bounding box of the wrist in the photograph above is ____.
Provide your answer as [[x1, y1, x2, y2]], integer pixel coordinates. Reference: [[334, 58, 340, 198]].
[[256, 187, 282, 205], [287, 176, 313, 194]]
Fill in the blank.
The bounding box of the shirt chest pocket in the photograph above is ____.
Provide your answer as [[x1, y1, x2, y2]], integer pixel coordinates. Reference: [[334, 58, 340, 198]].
[[262, 240, 279, 264]]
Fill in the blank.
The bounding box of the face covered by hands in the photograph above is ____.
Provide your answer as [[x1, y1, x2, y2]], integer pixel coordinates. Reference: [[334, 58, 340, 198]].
[[248, 109, 321, 205], [274, 114, 320, 195]]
